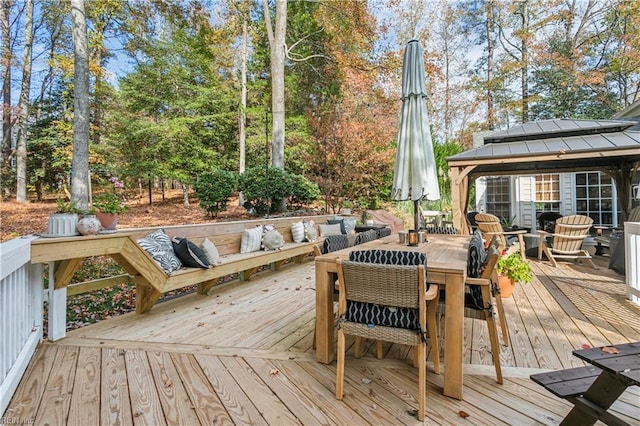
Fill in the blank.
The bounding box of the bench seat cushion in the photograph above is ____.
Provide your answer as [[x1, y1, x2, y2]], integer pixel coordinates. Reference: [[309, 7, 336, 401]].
[[137, 229, 182, 274]]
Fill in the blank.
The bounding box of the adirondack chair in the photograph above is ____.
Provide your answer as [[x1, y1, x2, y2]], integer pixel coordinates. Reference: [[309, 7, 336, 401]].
[[475, 213, 527, 261], [537, 215, 597, 269]]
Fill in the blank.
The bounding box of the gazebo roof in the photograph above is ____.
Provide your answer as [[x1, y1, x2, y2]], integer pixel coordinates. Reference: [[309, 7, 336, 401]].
[[447, 119, 640, 176]]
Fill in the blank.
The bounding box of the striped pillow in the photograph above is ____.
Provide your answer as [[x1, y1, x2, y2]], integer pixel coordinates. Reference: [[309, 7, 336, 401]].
[[240, 226, 263, 253]]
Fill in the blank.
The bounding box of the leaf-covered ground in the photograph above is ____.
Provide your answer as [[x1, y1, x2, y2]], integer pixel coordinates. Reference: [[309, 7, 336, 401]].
[[0, 190, 318, 334]]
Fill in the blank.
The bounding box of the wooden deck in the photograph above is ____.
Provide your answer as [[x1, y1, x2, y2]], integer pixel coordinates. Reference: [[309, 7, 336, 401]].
[[4, 255, 640, 425]]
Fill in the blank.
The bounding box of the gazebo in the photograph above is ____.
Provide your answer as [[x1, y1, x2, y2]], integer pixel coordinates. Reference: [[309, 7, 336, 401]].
[[447, 118, 640, 234]]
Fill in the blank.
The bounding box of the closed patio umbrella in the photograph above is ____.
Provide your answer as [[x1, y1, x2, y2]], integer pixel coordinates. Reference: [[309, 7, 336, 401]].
[[391, 39, 440, 231]]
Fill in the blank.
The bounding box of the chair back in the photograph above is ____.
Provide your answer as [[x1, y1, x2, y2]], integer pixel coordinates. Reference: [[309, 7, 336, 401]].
[[427, 226, 458, 235], [322, 234, 350, 254], [349, 249, 426, 266], [339, 261, 425, 312], [551, 215, 594, 255], [475, 213, 508, 248], [354, 229, 378, 245]]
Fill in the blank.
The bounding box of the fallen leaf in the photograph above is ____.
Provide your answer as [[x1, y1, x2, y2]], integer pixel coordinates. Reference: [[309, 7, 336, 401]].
[[295, 286, 301, 291], [361, 378, 372, 384], [459, 411, 470, 418], [197, 322, 205, 327], [262, 289, 269, 292], [269, 368, 279, 376], [581, 344, 591, 349], [164, 379, 173, 388], [602, 346, 620, 354]]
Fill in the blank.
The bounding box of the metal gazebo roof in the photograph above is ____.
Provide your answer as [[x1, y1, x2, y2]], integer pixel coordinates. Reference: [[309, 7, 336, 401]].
[[446, 118, 640, 233]]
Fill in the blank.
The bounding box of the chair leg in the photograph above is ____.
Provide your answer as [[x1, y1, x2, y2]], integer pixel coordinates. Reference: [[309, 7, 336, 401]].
[[493, 285, 509, 347], [336, 328, 346, 399], [481, 286, 503, 384], [426, 300, 440, 374], [376, 340, 383, 359], [354, 336, 362, 358], [542, 246, 558, 267], [418, 341, 426, 421]]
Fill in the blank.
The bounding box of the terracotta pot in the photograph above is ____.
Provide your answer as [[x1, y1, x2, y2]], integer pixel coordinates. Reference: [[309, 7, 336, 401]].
[[497, 274, 516, 298], [96, 212, 118, 230]]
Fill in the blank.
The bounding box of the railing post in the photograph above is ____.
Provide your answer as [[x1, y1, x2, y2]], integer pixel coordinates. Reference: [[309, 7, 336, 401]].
[[48, 261, 67, 341], [625, 222, 640, 306]]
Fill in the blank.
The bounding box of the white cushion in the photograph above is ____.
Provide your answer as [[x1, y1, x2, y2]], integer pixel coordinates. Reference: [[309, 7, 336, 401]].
[[319, 223, 342, 237], [291, 222, 305, 243], [304, 221, 318, 242], [240, 226, 263, 253], [201, 238, 221, 265]]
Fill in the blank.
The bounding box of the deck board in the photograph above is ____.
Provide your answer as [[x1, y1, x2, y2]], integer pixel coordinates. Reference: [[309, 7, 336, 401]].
[[4, 254, 640, 425]]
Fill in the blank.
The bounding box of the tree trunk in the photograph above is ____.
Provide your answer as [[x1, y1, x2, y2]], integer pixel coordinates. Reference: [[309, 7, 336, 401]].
[[1, 0, 12, 170], [263, 0, 287, 212], [16, 0, 34, 202], [182, 183, 189, 207], [486, 0, 496, 130], [70, 0, 90, 211], [238, 9, 247, 206]]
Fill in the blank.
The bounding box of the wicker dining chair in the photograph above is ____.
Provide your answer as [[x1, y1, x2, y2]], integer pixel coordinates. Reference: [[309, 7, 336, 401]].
[[348, 249, 440, 375], [335, 258, 438, 421]]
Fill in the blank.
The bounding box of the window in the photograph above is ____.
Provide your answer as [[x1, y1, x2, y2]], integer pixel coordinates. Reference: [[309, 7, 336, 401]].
[[535, 174, 560, 212], [575, 172, 614, 226], [485, 176, 511, 219]]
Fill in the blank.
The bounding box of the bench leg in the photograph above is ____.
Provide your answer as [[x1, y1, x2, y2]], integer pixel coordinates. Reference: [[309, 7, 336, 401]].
[[240, 267, 259, 281], [198, 278, 219, 295], [135, 281, 162, 313], [271, 259, 287, 271]]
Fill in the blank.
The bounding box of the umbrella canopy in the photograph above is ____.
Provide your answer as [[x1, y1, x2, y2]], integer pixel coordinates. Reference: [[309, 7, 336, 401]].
[[391, 39, 440, 230]]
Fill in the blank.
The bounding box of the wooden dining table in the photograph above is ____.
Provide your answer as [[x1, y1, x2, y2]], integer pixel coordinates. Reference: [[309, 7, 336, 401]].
[[314, 233, 469, 399]]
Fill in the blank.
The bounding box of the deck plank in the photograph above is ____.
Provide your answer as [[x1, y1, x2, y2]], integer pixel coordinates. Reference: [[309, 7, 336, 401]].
[[101, 348, 133, 426], [4, 254, 640, 425], [68, 346, 101, 425]]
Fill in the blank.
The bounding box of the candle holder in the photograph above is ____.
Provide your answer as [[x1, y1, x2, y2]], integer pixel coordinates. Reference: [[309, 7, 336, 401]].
[[407, 229, 419, 246]]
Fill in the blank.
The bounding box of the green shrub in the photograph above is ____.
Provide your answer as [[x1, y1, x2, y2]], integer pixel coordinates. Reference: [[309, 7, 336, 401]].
[[288, 173, 320, 209], [195, 168, 236, 217], [238, 166, 319, 214]]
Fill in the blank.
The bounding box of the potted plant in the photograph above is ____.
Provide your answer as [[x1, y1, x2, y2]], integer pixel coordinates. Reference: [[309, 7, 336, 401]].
[[93, 192, 127, 230], [46, 198, 82, 236], [496, 251, 532, 298]]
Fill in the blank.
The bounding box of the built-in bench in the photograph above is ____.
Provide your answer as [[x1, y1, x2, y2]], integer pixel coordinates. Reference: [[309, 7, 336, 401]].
[[32, 215, 336, 314]]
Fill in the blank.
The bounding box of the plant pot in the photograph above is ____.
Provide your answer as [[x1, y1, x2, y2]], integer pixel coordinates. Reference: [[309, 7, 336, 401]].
[[47, 213, 79, 236], [77, 215, 101, 236], [96, 212, 118, 230], [497, 274, 516, 298]]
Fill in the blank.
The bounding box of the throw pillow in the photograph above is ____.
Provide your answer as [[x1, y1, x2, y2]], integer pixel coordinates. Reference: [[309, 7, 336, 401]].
[[327, 219, 346, 234], [319, 223, 342, 237], [137, 229, 182, 274], [263, 230, 284, 250], [291, 221, 305, 243], [304, 220, 318, 242], [201, 238, 221, 265], [240, 226, 263, 253], [171, 237, 210, 269]]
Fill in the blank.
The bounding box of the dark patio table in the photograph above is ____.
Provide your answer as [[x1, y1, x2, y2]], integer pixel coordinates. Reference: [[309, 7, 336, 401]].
[[531, 341, 640, 426]]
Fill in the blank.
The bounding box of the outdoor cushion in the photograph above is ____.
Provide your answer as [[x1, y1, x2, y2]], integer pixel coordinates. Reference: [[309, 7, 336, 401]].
[[137, 229, 183, 274], [327, 219, 347, 234], [319, 223, 342, 237], [291, 221, 305, 243], [240, 226, 263, 253], [201, 238, 221, 265], [354, 229, 378, 245], [304, 221, 318, 242], [172, 237, 210, 269], [262, 230, 284, 250], [322, 234, 350, 254]]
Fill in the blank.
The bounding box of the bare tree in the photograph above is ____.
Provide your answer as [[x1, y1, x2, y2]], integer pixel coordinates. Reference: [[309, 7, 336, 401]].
[[70, 0, 90, 211], [1, 0, 12, 171], [15, 0, 33, 202]]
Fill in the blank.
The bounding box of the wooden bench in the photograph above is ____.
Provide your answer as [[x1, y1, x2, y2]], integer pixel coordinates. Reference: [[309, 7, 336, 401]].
[[32, 215, 335, 313]]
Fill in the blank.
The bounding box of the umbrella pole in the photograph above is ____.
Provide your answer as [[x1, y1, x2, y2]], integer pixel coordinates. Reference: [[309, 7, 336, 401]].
[[414, 200, 420, 231]]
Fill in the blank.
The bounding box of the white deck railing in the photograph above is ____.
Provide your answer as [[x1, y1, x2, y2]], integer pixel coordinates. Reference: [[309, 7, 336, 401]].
[[0, 236, 42, 415], [626, 222, 640, 306]]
